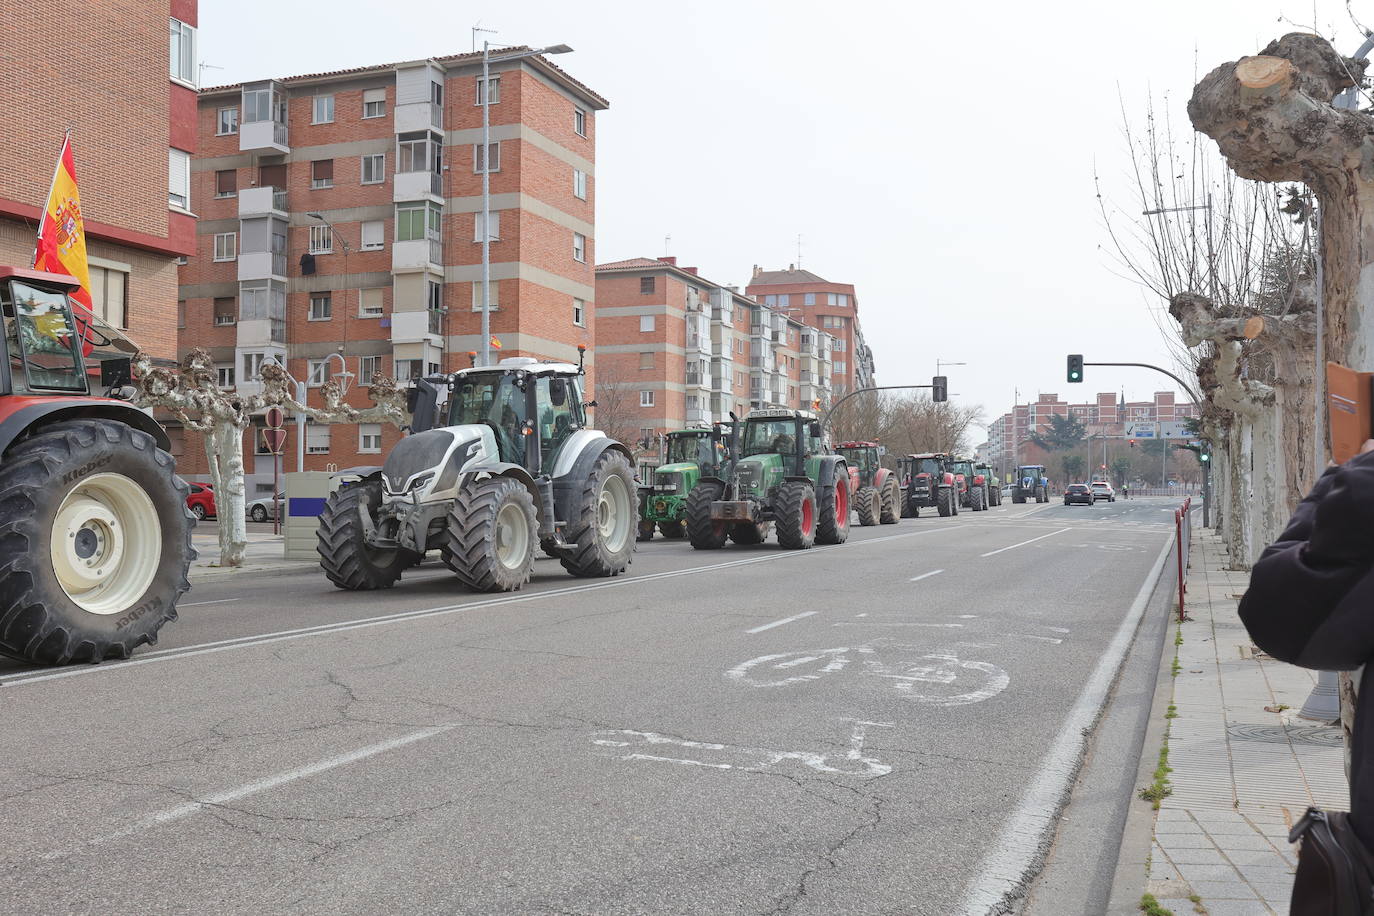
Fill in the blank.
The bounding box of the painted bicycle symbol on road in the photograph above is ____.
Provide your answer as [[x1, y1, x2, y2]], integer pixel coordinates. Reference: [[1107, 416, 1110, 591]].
[[726, 642, 1010, 707]]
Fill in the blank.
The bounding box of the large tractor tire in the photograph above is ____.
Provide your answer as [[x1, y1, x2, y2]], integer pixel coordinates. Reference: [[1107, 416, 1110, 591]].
[[686, 481, 730, 550], [937, 487, 954, 517], [970, 486, 987, 512], [729, 520, 771, 545], [658, 520, 686, 539], [901, 497, 916, 519], [816, 476, 850, 545], [318, 479, 414, 590], [855, 486, 880, 527], [560, 450, 637, 578], [1036, 485, 1048, 504], [637, 520, 656, 542], [879, 480, 900, 525], [0, 419, 193, 665], [442, 477, 537, 592], [774, 481, 816, 550]]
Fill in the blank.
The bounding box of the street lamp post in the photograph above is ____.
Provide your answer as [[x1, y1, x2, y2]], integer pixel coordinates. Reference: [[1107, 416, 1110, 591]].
[[936, 359, 966, 377], [480, 41, 572, 367]]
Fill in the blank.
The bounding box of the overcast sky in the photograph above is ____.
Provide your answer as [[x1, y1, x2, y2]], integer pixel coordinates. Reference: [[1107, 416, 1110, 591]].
[[202, 0, 1363, 441]]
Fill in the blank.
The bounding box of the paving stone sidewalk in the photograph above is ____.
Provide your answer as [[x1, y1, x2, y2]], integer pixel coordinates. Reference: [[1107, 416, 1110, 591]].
[[189, 525, 311, 582], [1145, 529, 1349, 915]]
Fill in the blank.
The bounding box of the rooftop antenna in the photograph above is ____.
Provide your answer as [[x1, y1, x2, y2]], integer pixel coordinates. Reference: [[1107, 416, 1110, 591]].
[[472, 23, 497, 52], [664, 234, 671, 256], [199, 62, 224, 85], [797, 234, 803, 268]]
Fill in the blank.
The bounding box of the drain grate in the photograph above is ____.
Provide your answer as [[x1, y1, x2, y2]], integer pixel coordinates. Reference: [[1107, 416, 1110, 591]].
[[1226, 723, 1343, 748]]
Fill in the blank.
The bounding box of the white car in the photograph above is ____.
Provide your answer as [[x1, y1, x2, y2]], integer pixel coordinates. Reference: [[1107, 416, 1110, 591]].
[[247, 492, 284, 522], [1089, 481, 1116, 503]]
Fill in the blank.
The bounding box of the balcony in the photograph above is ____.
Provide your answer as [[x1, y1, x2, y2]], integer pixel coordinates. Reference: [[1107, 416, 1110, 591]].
[[392, 238, 443, 273], [240, 119, 289, 153], [389, 309, 444, 345], [686, 407, 710, 425], [237, 251, 287, 281], [238, 186, 288, 218], [395, 101, 443, 134], [393, 170, 443, 202]]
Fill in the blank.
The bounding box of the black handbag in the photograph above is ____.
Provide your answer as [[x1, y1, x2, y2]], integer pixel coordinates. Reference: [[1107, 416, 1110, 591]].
[[1290, 806, 1374, 914]]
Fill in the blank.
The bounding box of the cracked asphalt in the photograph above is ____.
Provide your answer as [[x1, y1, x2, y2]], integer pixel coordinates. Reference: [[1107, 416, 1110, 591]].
[[0, 497, 1180, 915]]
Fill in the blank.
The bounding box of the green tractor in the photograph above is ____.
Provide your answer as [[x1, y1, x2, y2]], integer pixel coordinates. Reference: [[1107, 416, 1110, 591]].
[[637, 428, 726, 541], [686, 408, 850, 550], [975, 461, 1002, 507]]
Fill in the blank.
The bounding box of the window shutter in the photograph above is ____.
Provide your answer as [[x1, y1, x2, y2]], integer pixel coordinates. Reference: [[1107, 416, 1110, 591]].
[[364, 88, 385, 104], [168, 149, 190, 206], [361, 221, 384, 248], [314, 159, 333, 181], [306, 424, 330, 450]]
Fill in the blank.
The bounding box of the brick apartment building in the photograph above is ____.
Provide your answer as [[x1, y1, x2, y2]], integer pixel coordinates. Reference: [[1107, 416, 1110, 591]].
[[594, 257, 835, 444], [986, 391, 1201, 474], [0, 1, 198, 362], [176, 51, 606, 492], [744, 265, 876, 396]]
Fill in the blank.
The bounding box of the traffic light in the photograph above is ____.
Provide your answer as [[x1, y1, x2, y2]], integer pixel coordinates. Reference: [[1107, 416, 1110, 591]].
[[931, 375, 948, 402], [1129, 438, 1136, 448], [1067, 354, 1084, 383], [1200, 451, 1210, 463]]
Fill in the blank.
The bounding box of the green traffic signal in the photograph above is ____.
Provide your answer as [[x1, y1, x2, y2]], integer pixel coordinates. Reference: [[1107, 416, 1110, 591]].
[[1067, 354, 1084, 383]]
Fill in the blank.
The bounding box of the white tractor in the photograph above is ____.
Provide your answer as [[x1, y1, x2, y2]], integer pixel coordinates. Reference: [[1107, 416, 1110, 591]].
[[316, 352, 637, 593]]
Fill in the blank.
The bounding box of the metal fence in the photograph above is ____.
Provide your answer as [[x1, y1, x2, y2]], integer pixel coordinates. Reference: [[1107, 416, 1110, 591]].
[[1174, 496, 1193, 622]]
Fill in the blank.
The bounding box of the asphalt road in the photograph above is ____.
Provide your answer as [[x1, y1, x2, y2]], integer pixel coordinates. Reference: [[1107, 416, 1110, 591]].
[[0, 495, 1182, 915]]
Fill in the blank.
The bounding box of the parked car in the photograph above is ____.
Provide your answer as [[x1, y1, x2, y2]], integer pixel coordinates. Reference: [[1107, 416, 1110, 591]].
[[1090, 481, 1116, 502], [247, 492, 283, 522], [1064, 483, 1094, 506], [186, 483, 216, 520]]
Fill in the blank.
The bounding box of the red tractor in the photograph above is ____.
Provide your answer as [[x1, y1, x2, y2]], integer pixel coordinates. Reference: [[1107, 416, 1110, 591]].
[[897, 452, 961, 518], [836, 441, 900, 526], [0, 267, 193, 665]]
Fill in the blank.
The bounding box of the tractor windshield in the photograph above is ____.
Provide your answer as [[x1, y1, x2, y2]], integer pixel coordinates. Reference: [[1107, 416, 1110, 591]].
[[3, 280, 86, 391], [915, 458, 943, 475], [449, 371, 527, 462], [666, 433, 710, 466], [742, 419, 799, 457], [951, 461, 973, 478], [838, 447, 875, 473]]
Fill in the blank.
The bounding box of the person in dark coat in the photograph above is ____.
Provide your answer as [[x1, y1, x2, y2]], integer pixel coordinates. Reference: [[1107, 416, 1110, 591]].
[[1239, 443, 1374, 841]]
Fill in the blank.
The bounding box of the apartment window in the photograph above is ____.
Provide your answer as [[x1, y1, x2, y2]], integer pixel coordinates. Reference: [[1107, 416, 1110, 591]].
[[474, 142, 501, 173], [214, 169, 237, 198], [216, 365, 235, 388], [639, 427, 655, 445], [362, 88, 386, 119], [359, 423, 383, 454], [306, 423, 331, 455], [640, 390, 655, 408], [311, 159, 334, 189], [359, 356, 382, 385], [778, 294, 790, 308], [823, 316, 842, 328], [168, 148, 190, 209], [734, 338, 745, 354], [639, 315, 655, 332], [217, 107, 238, 135], [640, 276, 655, 295], [213, 297, 236, 326], [396, 202, 441, 241], [473, 211, 500, 242], [804, 292, 816, 306], [765, 295, 776, 306], [427, 279, 443, 313], [395, 358, 423, 382], [834, 361, 847, 374], [397, 134, 441, 173], [838, 294, 850, 307], [572, 232, 586, 263], [476, 76, 500, 105], [359, 288, 384, 317], [831, 337, 847, 352], [169, 18, 196, 85], [360, 154, 385, 184], [639, 352, 654, 370], [573, 169, 587, 200], [307, 359, 330, 387], [308, 225, 333, 254], [212, 232, 236, 261], [361, 220, 384, 250], [471, 280, 499, 311], [309, 293, 332, 321], [312, 95, 335, 124], [431, 81, 444, 106], [573, 298, 585, 327], [89, 266, 128, 329], [574, 107, 586, 137], [242, 351, 265, 381]]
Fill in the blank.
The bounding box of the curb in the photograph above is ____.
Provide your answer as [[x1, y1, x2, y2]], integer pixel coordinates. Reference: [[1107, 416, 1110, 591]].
[[189, 561, 318, 584]]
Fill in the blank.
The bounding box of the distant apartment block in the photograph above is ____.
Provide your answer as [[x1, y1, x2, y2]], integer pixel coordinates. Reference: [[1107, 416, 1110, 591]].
[[594, 257, 835, 442], [176, 50, 606, 491], [744, 265, 875, 395]]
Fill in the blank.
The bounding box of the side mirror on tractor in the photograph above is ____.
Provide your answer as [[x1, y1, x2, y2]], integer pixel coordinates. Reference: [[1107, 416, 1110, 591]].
[[809, 421, 822, 438], [550, 378, 568, 407]]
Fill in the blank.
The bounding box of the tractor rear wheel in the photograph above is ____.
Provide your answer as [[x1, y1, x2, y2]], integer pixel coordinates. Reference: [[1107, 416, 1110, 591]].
[[729, 520, 771, 544], [0, 419, 193, 665], [937, 487, 954, 517], [774, 481, 816, 550], [560, 450, 636, 578], [318, 479, 414, 590], [879, 480, 900, 524], [1036, 485, 1047, 503], [970, 486, 987, 511], [816, 476, 849, 545], [686, 481, 730, 549], [855, 486, 880, 527], [443, 477, 537, 592], [658, 520, 686, 539], [637, 520, 655, 542]]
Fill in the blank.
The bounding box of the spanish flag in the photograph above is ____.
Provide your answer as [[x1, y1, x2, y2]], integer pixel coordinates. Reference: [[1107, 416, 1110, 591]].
[[33, 134, 95, 353]]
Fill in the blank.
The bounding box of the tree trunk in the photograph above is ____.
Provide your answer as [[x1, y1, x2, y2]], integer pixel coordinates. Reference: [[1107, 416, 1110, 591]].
[[207, 421, 248, 567]]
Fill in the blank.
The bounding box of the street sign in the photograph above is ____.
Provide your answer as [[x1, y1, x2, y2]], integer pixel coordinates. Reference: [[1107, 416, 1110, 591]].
[[1158, 421, 1191, 440], [1125, 422, 1157, 439], [261, 427, 288, 455], [265, 406, 286, 429]]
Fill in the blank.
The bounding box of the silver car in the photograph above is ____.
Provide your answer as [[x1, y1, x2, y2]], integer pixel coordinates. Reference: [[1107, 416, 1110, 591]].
[[246, 492, 284, 522]]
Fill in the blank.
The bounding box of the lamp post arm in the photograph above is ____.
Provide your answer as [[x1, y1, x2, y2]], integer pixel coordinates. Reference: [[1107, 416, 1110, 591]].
[[821, 384, 933, 429], [1082, 362, 1202, 405]]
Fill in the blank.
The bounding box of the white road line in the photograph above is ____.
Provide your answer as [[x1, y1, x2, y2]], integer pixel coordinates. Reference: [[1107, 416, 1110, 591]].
[[746, 611, 818, 634], [979, 528, 1071, 557], [909, 569, 945, 582], [178, 598, 243, 608], [959, 533, 1175, 914], [2, 524, 973, 688], [1013, 634, 1064, 644], [42, 724, 455, 861]]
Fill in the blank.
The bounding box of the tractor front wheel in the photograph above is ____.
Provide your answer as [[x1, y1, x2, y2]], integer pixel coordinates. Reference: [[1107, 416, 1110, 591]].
[[637, 520, 655, 542], [442, 477, 538, 592], [855, 486, 880, 527], [774, 481, 816, 550], [318, 480, 415, 591], [879, 480, 900, 524], [970, 486, 987, 511], [686, 482, 730, 549], [937, 488, 954, 517], [560, 450, 637, 578], [0, 419, 193, 665], [658, 520, 686, 539], [816, 477, 849, 545], [1036, 485, 1048, 504]]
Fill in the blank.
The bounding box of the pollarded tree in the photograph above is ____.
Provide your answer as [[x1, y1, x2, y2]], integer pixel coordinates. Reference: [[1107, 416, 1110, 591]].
[[1030, 413, 1087, 452]]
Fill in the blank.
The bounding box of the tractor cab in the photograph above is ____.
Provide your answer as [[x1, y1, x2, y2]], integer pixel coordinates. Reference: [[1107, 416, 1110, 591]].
[[637, 427, 723, 541], [836, 440, 884, 484], [444, 359, 586, 473]]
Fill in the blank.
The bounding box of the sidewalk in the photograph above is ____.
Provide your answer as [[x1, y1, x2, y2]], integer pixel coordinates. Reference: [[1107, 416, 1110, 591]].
[[1144, 529, 1348, 915], [189, 524, 314, 582]]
